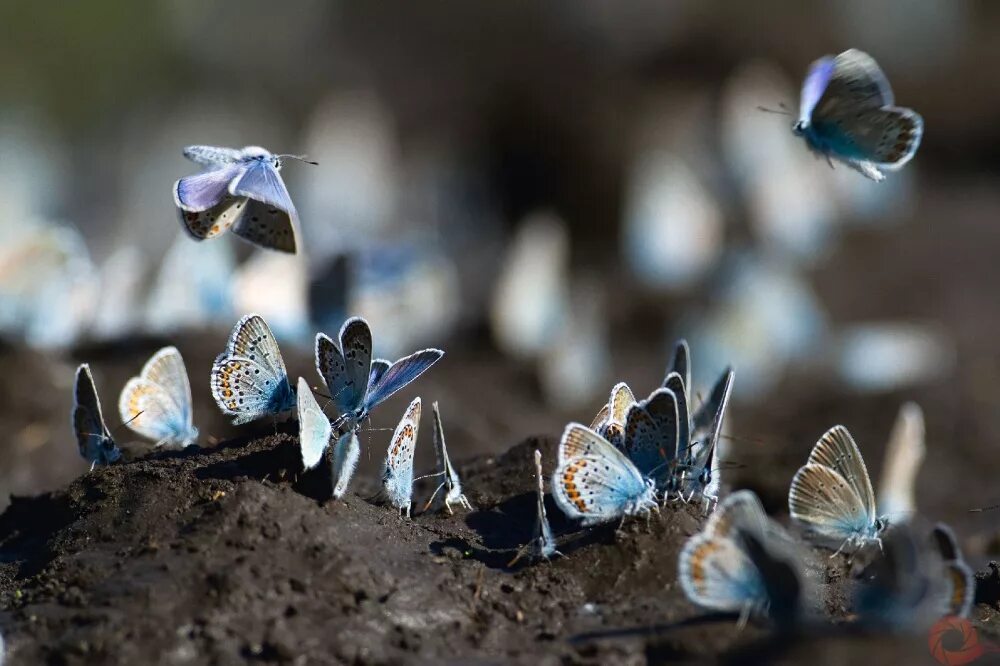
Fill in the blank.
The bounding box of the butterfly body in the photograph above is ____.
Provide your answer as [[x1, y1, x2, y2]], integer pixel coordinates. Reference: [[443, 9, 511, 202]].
[[552, 423, 657, 526], [73, 364, 122, 468], [119, 347, 199, 448], [211, 314, 296, 425], [382, 398, 421, 517], [794, 49, 922, 182], [174, 145, 308, 253]]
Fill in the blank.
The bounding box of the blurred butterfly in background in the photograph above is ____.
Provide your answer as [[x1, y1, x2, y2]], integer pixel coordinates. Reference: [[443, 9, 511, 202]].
[[929, 523, 975, 619], [552, 423, 657, 526], [315, 317, 443, 435], [73, 364, 122, 469], [876, 402, 926, 521], [119, 346, 199, 448], [789, 425, 887, 554], [211, 314, 296, 425], [423, 401, 472, 514], [381, 397, 421, 518], [174, 145, 316, 254], [793, 49, 923, 182], [679, 490, 810, 628]]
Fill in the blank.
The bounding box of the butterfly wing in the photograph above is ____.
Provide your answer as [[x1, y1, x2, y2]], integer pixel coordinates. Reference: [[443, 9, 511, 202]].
[[211, 315, 294, 425], [364, 349, 444, 412], [183, 145, 241, 166], [678, 531, 763, 613], [814, 49, 894, 118], [589, 403, 610, 430], [229, 198, 298, 254], [315, 332, 350, 416], [943, 560, 975, 619], [665, 340, 691, 401], [689, 368, 735, 474], [338, 318, 373, 414], [798, 55, 836, 122], [663, 372, 691, 459], [788, 463, 873, 544], [73, 364, 120, 465], [297, 377, 332, 470], [382, 397, 421, 510], [331, 430, 361, 499], [877, 402, 925, 519], [609, 382, 636, 425], [553, 424, 653, 526], [119, 348, 196, 446], [229, 160, 297, 214], [174, 164, 245, 212], [808, 426, 878, 522], [368, 359, 391, 390]]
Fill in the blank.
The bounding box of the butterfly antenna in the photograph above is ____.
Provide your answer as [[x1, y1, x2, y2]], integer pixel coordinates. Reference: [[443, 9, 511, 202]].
[[969, 503, 1000, 513], [422, 482, 447, 512], [756, 104, 793, 116], [277, 154, 319, 165]]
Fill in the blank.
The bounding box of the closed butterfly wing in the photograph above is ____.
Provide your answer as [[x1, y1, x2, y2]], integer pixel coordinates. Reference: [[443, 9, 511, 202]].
[[229, 160, 297, 214], [942, 560, 975, 619], [598, 382, 636, 450], [429, 401, 471, 512], [364, 348, 444, 412], [553, 424, 655, 526], [211, 314, 295, 425], [382, 397, 421, 516], [119, 346, 198, 447], [183, 145, 241, 166], [678, 531, 763, 613], [229, 198, 298, 254], [533, 450, 558, 559], [877, 402, 925, 519], [297, 377, 331, 470], [788, 463, 873, 544], [807, 426, 878, 522], [174, 164, 245, 212], [664, 372, 691, 459], [665, 339, 691, 401], [73, 364, 121, 467]]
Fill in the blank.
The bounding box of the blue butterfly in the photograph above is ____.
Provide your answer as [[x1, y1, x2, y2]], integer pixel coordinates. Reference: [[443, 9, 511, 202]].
[[315, 317, 443, 434], [173, 145, 315, 254], [679, 490, 809, 628], [381, 397, 421, 517], [677, 366, 735, 508], [73, 364, 122, 469], [211, 314, 296, 425], [552, 423, 657, 526], [794, 49, 923, 182], [788, 425, 887, 554], [119, 346, 199, 448]]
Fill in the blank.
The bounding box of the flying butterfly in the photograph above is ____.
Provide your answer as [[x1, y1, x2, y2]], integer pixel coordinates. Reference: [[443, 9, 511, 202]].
[[119, 346, 199, 448], [211, 314, 296, 425], [174, 145, 316, 254], [73, 364, 122, 469], [792, 49, 923, 182]]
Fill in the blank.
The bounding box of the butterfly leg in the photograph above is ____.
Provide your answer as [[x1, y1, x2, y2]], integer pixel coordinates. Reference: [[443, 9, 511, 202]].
[[90, 460, 97, 472], [829, 538, 850, 559], [422, 482, 446, 512]]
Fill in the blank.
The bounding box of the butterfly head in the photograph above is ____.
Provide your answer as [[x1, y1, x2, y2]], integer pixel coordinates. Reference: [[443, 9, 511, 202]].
[[99, 436, 121, 464]]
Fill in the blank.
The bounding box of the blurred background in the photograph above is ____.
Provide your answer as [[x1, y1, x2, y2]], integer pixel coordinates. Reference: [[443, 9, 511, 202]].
[[2, 1, 1000, 557]]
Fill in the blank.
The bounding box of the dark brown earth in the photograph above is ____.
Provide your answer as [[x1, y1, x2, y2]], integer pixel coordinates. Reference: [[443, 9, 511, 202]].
[[4, 183, 1000, 664]]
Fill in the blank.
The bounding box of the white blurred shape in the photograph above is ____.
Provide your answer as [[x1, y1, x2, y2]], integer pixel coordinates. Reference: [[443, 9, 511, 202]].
[[234, 251, 311, 345], [0, 111, 68, 225], [300, 92, 400, 257], [622, 151, 723, 289], [721, 61, 837, 262], [90, 246, 147, 341], [352, 244, 460, 358], [540, 276, 611, 411], [144, 233, 235, 334], [877, 402, 926, 520], [834, 322, 954, 393], [490, 211, 570, 360], [686, 256, 826, 397]]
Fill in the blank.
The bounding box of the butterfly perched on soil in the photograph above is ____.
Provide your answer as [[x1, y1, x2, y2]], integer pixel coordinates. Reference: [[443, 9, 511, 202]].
[[423, 401, 472, 514], [119, 346, 199, 448], [73, 364, 122, 469], [315, 317, 443, 435], [211, 314, 296, 425], [793, 49, 922, 182], [174, 145, 315, 253], [381, 397, 422, 517]]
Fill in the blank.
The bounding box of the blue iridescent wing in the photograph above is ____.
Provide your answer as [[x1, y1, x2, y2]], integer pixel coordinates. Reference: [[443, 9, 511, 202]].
[[798, 56, 835, 123], [364, 349, 444, 412], [174, 164, 245, 212], [814, 49, 894, 118], [368, 359, 391, 390], [315, 332, 351, 415], [183, 145, 241, 166], [663, 372, 691, 459], [623, 387, 678, 482], [229, 197, 298, 254], [690, 367, 735, 470], [73, 364, 121, 466], [339, 318, 373, 413], [210, 314, 295, 425], [119, 347, 198, 447], [228, 160, 296, 213], [297, 377, 331, 470]]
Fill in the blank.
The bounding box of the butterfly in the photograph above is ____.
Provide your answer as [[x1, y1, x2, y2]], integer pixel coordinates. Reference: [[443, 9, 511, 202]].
[[211, 314, 296, 425], [679, 490, 809, 628], [174, 145, 315, 254], [590, 382, 636, 451], [793, 49, 923, 182], [552, 423, 657, 526], [423, 401, 473, 514], [73, 364, 122, 469], [788, 425, 886, 554], [297, 376, 331, 470], [510, 449, 561, 566], [929, 523, 975, 620], [315, 317, 443, 435], [876, 402, 925, 520], [118, 346, 199, 448], [677, 366, 736, 509], [381, 397, 421, 518]]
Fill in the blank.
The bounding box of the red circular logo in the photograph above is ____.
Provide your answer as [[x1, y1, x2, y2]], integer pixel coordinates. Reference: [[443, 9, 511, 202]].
[[929, 617, 986, 665]]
